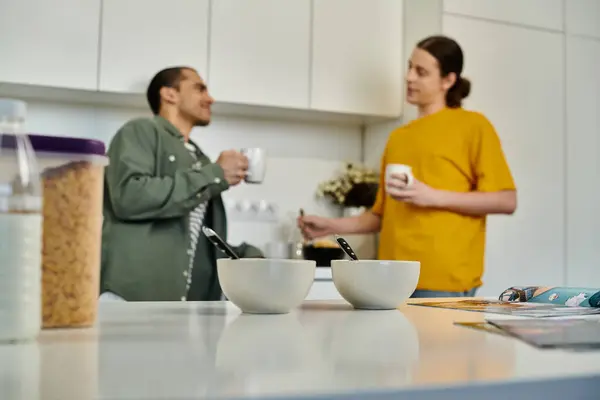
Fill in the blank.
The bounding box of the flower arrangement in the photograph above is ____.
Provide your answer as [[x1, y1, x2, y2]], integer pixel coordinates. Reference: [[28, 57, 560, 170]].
[[316, 163, 379, 208]]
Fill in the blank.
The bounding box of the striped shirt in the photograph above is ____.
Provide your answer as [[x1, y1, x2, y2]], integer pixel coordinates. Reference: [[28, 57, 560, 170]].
[[184, 141, 208, 295]]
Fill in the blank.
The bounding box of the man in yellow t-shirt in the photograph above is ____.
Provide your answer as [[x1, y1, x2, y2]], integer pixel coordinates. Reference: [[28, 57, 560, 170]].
[[298, 35, 516, 298]]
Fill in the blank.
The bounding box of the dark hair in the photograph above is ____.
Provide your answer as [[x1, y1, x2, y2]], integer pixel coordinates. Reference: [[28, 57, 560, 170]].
[[146, 66, 193, 115], [417, 35, 471, 108]]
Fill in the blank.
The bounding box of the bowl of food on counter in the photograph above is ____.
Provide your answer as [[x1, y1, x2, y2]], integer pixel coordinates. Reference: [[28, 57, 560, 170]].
[[302, 238, 345, 267]]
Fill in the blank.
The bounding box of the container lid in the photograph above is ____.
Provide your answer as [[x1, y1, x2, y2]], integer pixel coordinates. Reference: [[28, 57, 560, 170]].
[[0, 133, 106, 156], [0, 98, 27, 120]]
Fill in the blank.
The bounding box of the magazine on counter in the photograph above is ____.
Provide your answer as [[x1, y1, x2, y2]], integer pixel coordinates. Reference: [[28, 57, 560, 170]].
[[485, 318, 600, 350], [414, 285, 600, 317], [413, 299, 600, 318]]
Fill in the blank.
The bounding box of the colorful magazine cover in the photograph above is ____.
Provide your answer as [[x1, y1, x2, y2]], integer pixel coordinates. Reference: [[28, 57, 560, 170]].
[[413, 286, 600, 317], [413, 299, 600, 318], [498, 286, 600, 308]]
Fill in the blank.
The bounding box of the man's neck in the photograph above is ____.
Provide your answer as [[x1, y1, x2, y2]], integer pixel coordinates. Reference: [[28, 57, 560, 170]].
[[417, 101, 446, 119], [159, 110, 193, 142]]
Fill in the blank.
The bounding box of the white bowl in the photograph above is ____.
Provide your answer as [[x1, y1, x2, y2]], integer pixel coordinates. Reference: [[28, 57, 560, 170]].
[[217, 258, 316, 314], [331, 260, 420, 310]]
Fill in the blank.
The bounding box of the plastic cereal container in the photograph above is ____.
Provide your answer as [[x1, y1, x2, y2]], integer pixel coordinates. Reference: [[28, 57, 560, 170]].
[[2, 134, 108, 328]]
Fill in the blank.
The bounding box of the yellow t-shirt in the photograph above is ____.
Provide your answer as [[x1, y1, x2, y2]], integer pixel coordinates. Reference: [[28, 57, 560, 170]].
[[371, 107, 516, 292]]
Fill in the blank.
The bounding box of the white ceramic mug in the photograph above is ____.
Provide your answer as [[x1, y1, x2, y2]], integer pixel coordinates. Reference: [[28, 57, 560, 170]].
[[385, 164, 414, 192], [240, 148, 267, 184]]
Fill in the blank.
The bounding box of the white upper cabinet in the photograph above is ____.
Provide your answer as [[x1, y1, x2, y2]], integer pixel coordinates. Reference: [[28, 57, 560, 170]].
[[99, 0, 209, 93], [0, 0, 100, 90], [566, 0, 600, 39], [1, 0, 409, 118], [311, 0, 404, 117], [444, 0, 563, 31], [208, 0, 311, 108]]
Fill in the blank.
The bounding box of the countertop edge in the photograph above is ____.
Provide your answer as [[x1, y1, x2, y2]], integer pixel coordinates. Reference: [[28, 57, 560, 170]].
[[215, 374, 600, 400]]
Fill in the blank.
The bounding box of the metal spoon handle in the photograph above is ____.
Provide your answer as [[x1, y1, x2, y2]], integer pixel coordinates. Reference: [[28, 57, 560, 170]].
[[335, 235, 359, 261], [202, 226, 240, 259]]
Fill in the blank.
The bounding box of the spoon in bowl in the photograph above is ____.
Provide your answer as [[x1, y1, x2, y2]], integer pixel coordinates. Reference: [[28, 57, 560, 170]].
[[334, 234, 359, 261], [202, 226, 240, 259]]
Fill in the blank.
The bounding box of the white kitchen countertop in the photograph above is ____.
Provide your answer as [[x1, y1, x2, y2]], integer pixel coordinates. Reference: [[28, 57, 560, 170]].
[[314, 267, 333, 280], [2, 299, 600, 400]]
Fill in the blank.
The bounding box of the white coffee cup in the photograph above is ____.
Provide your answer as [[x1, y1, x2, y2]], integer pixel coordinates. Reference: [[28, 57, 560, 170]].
[[240, 148, 267, 184], [385, 164, 414, 192]]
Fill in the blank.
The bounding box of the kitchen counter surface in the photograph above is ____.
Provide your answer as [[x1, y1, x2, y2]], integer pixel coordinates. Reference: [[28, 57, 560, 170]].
[[3, 299, 600, 400]]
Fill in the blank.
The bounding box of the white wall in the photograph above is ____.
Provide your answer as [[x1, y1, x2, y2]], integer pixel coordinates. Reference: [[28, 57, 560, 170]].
[[22, 100, 362, 253], [364, 0, 443, 168], [366, 0, 600, 296], [564, 0, 600, 287]]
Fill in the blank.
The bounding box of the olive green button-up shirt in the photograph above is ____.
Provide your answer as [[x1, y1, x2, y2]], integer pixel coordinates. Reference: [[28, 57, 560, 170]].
[[100, 116, 262, 301]]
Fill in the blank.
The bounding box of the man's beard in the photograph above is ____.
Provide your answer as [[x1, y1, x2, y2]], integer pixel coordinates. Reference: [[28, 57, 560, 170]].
[[194, 119, 210, 127]]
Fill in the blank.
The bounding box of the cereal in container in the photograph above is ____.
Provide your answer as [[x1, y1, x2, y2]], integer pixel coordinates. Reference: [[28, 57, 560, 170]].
[[28, 134, 107, 328]]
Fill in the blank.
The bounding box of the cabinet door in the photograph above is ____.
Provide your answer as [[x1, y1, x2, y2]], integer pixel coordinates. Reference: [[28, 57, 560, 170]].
[[0, 0, 100, 90], [311, 0, 404, 117], [208, 0, 310, 108], [566, 0, 600, 39], [443, 15, 565, 296], [566, 37, 600, 286], [443, 0, 563, 31], [99, 0, 209, 93]]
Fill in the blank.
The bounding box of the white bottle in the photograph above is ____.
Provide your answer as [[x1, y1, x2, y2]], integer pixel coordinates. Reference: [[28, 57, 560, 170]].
[[0, 98, 43, 342]]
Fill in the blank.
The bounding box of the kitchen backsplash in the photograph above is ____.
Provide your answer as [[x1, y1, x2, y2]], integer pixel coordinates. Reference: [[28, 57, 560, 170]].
[[22, 99, 365, 253]]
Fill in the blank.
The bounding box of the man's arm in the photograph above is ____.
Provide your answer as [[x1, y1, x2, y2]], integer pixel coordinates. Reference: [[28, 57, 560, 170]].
[[331, 211, 382, 234], [443, 113, 517, 217], [388, 113, 517, 217], [435, 189, 517, 216], [106, 119, 229, 221], [299, 211, 381, 239]]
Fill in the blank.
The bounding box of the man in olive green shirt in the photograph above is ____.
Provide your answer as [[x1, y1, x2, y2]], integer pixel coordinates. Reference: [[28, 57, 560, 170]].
[[100, 66, 263, 302]]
